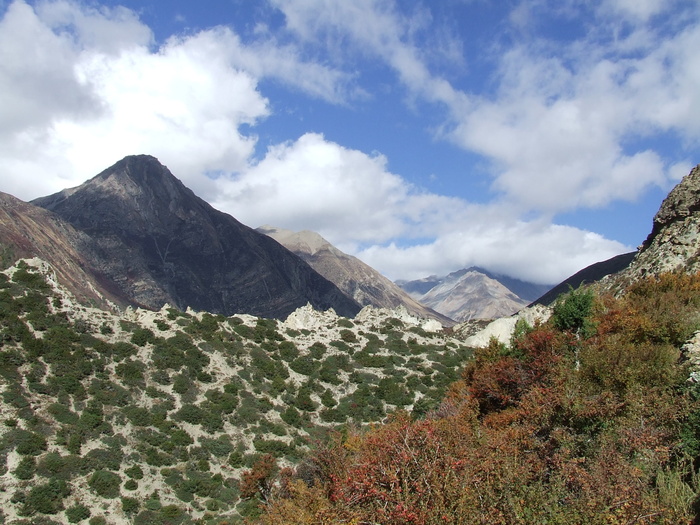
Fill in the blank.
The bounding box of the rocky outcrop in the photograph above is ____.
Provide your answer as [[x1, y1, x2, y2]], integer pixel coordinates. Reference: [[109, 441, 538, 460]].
[[259, 226, 453, 325], [31, 155, 361, 319], [458, 304, 552, 348], [603, 164, 700, 288]]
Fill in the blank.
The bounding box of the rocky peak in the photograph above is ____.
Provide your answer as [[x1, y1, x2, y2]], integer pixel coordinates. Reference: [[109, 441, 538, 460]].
[[33, 155, 204, 234], [642, 164, 700, 251], [611, 164, 700, 284]]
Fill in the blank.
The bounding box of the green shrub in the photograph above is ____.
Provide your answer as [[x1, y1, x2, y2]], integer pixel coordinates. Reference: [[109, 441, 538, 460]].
[[124, 479, 138, 491], [552, 285, 595, 335], [131, 328, 155, 347], [290, 355, 318, 376], [13, 456, 36, 480], [122, 497, 140, 514], [88, 470, 121, 498], [174, 404, 204, 425], [20, 479, 70, 516], [278, 340, 299, 361], [13, 429, 48, 456], [280, 406, 302, 428], [125, 465, 144, 480], [66, 503, 91, 523], [339, 329, 357, 343]]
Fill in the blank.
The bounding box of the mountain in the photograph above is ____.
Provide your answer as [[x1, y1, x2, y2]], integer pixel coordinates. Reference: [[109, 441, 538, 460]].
[[399, 267, 552, 321], [31, 155, 361, 319], [532, 251, 636, 306], [257, 226, 454, 325], [0, 191, 129, 310]]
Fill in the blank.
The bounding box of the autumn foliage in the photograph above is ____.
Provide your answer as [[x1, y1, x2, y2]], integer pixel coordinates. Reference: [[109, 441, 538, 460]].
[[252, 273, 700, 524]]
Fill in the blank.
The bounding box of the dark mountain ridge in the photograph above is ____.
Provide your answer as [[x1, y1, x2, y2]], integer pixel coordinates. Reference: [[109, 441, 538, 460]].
[[31, 155, 361, 319]]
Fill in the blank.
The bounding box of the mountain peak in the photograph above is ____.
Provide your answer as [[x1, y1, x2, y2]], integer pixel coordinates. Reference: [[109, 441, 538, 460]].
[[30, 157, 361, 319]]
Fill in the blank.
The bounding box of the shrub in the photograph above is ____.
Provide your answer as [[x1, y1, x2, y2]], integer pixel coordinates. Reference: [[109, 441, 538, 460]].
[[552, 285, 595, 335], [20, 478, 70, 516], [121, 497, 140, 514], [125, 465, 144, 480], [13, 456, 36, 480], [66, 503, 91, 523], [339, 329, 357, 343], [88, 470, 121, 498], [130, 328, 155, 347], [124, 479, 138, 491], [290, 356, 318, 376], [13, 429, 48, 456]]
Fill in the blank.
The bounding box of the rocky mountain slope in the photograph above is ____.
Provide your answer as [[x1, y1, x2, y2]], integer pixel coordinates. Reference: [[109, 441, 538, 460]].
[[30, 155, 360, 320], [0, 258, 471, 524], [399, 267, 551, 321], [0, 191, 128, 311], [608, 164, 700, 287], [258, 226, 454, 325]]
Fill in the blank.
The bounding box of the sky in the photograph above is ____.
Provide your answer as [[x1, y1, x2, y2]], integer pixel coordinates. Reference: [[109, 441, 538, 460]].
[[1, 0, 699, 285]]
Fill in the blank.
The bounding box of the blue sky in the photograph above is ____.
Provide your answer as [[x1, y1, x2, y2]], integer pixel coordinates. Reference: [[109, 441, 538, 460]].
[[1, 0, 699, 284]]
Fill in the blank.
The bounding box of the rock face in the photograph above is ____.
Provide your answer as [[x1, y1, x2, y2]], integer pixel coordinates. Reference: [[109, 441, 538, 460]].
[[399, 268, 551, 321], [611, 164, 700, 286], [31, 155, 361, 319], [259, 226, 453, 325]]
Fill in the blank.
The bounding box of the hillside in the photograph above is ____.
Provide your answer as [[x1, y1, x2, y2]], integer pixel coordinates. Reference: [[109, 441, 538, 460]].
[[254, 272, 700, 525], [0, 258, 472, 524], [0, 192, 128, 311], [258, 226, 453, 325], [30, 155, 360, 320]]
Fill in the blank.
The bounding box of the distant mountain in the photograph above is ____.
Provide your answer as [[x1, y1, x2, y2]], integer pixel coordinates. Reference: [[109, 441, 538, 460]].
[[258, 226, 454, 325], [31, 155, 361, 319], [399, 267, 552, 321]]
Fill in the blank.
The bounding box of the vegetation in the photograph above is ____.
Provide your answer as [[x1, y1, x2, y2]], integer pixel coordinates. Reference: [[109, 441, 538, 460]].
[[0, 259, 473, 523], [10, 258, 700, 523], [254, 273, 700, 524]]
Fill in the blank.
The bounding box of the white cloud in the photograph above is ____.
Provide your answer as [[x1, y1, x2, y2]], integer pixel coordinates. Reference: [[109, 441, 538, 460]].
[[270, 0, 468, 108], [0, 0, 361, 200], [211, 132, 469, 244], [603, 0, 672, 21], [357, 222, 629, 284], [446, 5, 700, 215]]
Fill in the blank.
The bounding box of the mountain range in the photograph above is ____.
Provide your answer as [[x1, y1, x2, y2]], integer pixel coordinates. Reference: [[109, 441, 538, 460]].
[[1, 154, 552, 324]]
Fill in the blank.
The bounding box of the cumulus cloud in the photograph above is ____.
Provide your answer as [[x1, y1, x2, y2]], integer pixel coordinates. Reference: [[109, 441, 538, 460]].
[[211, 132, 469, 244], [357, 223, 628, 284], [271, 0, 699, 217], [0, 0, 356, 199], [452, 2, 700, 214]]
